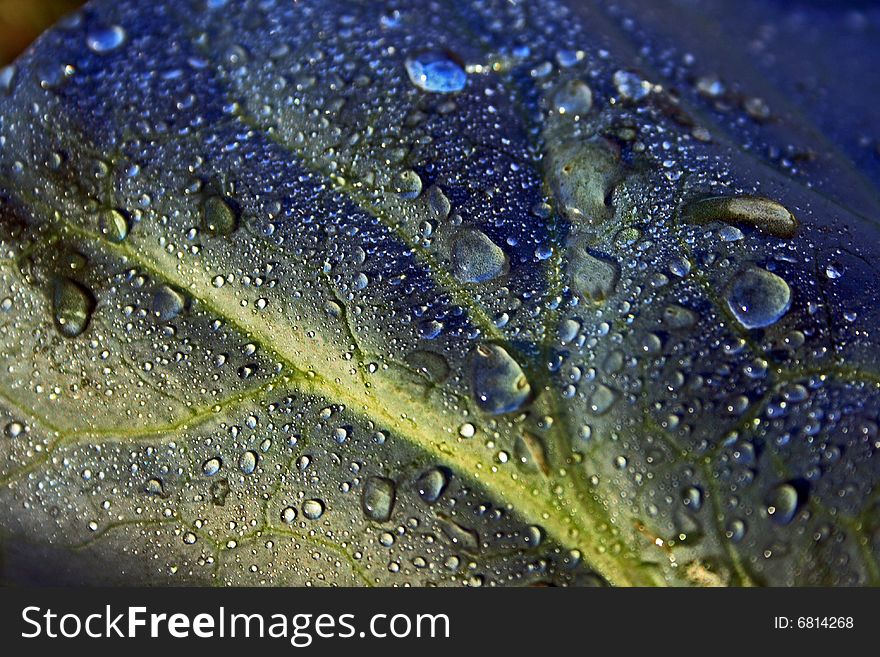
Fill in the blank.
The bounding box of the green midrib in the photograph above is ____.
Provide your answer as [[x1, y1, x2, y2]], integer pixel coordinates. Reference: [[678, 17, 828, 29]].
[[49, 217, 667, 587]]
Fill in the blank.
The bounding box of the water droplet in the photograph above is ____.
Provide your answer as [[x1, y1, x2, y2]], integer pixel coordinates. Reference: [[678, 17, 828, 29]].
[[5, 421, 24, 438], [427, 185, 451, 219], [458, 423, 476, 438], [416, 467, 449, 503], [145, 478, 164, 496], [470, 344, 531, 415], [765, 482, 800, 525], [202, 457, 222, 476], [571, 249, 619, 303], [86, 26, 127, 54], [302, 499, 325, 520], [404, 350, 450, 384], [451, 228, 507, 283], [405, 52, 467, 93], [685, 196, 797, 238], [239, 450, 258, 474], [99, 208, 128, 242], [725, 267, 791, 329], [152, 284, 186, 322], [362, 476, 396, 522], [202, 195, 239, 236], [391, 169, 422, 199], [613, 70, 651, 100], [52, 277, 96, 338], [682, 486, 703, 511], [552, 79, 593, 116], [589, 383, 617, 415], [281, 506, 297, 524]]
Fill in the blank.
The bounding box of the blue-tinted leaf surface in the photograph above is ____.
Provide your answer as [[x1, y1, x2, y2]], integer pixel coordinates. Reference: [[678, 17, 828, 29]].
[[0, 0, 878, 585]]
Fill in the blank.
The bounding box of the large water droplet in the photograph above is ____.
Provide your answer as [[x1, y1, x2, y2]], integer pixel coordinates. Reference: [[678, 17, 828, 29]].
[[470, 344, 531, 415], [202, 457, 222, 476], [725, 267, 791, 329], [765, 482, 801, 525], [552, 79, 593, 116], [451, 228, 507, 283], [416, 467, 449, 503], [52, 277, 96, 338], [99, 208, 128, 242], [202, 195, 239, 236], [391, 169, 423, 199], [152, 284, 186, 322], [405, 52, 467, 93], [86, 26, 127, 54], [239, 450, 258, 474], [362, 476, 396, 522], [302, 499, 325, 520]]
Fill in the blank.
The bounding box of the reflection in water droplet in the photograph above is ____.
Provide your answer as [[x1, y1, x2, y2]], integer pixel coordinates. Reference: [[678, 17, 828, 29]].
[[451, 229, 507, 283], [362, 476, 396, 522], [52, 277, 96, 338], [470, 344, 531, 415], [86, 26, 127, 54], [725, 267, 791, 329], [416, 467, 449, 503], [405, 52, 467, 93]]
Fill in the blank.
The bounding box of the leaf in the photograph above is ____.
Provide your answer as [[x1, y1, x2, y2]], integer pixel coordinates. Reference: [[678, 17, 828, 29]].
[[0, 0, 878, 586]]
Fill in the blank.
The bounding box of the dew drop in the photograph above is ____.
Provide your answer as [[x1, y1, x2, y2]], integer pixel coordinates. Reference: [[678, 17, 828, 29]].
[[552, 79, 593, 116], [416, 467, 449, 503], [99, 208, 128, 242], [302, 499, 325, 520], [725, 267, 791, 329], [152, 284, 186, 322], [765, 482, 800, 525], [202, 195, 239, 236], [239, 450, 258, 474], [52, 277, 96, 338], [405, 52, 467, 93], [470, 344, 531, 415], [451, 228, 507, 283], [362, 476, 396, 522], [202, 457, 222, 476], [86, 26, 127, 54]]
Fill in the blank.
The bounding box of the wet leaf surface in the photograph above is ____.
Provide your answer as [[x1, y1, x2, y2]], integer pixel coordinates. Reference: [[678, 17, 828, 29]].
[[0, 0, 878, 586]]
